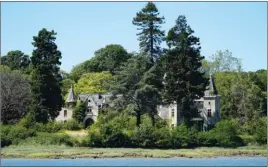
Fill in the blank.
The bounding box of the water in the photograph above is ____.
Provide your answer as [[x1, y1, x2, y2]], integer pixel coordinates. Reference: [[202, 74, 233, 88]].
[[1, 157, 267, 166]]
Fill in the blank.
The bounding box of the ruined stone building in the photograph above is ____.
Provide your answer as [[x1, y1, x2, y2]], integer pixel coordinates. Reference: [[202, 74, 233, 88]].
[[56, 75, 220, 131]]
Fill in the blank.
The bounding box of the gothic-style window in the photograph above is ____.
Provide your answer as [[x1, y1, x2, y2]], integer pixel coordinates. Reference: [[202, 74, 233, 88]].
[[64, 110, 67, 117], [171, 109, 174, 117], [208, 109, 211, 117], [208, 102, 211, 105], [171, 124, 174, 129]]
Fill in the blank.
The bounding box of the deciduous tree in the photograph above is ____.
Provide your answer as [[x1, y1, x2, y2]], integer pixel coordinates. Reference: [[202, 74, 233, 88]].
[[1, 50, 30, 71], [75, 72, 114, 94], [1, 69, 32, 124]]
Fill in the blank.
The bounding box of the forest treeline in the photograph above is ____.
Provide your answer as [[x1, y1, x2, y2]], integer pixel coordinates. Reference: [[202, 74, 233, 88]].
[[1, 2, 266, 148]]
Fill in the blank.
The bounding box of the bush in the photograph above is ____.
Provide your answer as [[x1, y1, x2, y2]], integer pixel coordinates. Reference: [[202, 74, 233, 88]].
[[240, 135, 257, 145], [254, 117, 267, 145], [154, 127, 172, 148], [20, 132, 74, 146], [170, 123, 194, 148], [1, 124, 36, 147], [210, 120, 244, 147], [34, 121, 64, 133], [18, 112, 36, 129], [197, 132, 217, 147], [1, 124, 12, 147], [99, 121, 130, 147], [134, 124, 156, 148], [8, 125, 36, 145], [72, 137, 89, 147], [63, 120, 83, 130], [88, 125, 103, 147], [72, 101, 87, 123]]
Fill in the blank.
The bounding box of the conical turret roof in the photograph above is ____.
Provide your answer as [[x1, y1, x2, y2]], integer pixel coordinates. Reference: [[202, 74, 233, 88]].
[[204, 74, 218, 96], [66, 86, 76, 103]]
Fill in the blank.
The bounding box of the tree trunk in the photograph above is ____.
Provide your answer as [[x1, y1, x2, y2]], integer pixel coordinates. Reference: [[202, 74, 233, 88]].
[[136, 110, 141, 127], [151, 114, 155, 126]]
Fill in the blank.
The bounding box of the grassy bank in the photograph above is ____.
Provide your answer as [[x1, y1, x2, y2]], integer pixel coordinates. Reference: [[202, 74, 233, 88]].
[[1, 145, 266, 159]]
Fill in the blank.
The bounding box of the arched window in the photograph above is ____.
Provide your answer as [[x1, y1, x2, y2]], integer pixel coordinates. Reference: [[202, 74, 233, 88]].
[[207, 109, 211, 117], [64, 110, 67, 117]]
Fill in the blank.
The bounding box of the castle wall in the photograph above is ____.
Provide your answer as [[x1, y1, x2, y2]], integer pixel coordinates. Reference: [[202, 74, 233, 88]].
[[55, 107, 74, 122]]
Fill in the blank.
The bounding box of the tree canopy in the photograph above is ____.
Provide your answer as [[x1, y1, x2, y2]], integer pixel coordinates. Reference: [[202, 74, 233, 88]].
[[30, 28, 63, 123], [1, 50, 31, 71], [163, 15, 209, 122], [133, 2, 165, 62], [75, 72, 114, 94], [1, 68, 32, 124], [69, 44, 131, 81]]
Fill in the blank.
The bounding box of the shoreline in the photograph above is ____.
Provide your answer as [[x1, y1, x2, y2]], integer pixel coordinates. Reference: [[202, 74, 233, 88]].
[[1, 155, 266, 159], [1, 146, 267, 159]]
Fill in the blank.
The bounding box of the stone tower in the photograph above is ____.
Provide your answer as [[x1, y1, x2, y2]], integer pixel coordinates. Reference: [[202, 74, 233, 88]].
[[201, 74, 221, 130], [66, 85, 76, 108]]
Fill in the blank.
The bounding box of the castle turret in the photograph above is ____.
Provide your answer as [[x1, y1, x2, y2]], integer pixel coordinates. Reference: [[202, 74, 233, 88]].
[[66, 86, 76, 108], [203, 74, 220, 130], [204, 74, 218, 96]]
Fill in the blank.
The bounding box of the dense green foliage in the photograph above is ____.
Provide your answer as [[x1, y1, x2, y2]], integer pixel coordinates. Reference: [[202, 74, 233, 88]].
[[1, 50, 31, 71], [133, 2, 165, 62], [61, 78, 75, 99], [18, 132, 74, 147], [1, 124, 36, 147], [30, 28, 63, 123], [72, 101, 87, 123], [163, 15, 209, 123], [109, 54, 161, 127], [1, 2, 266, 149], [86, 112, 257, 148], [0, 68, 32, 124], [69, 44, 131, 81], [75, 72, 114, 94]]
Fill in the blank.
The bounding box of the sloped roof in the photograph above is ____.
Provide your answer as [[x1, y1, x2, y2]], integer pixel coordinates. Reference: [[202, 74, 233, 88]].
[[204, 74, 218, 96], [78, 93, 122, 106], [66, 86, 76, 103]]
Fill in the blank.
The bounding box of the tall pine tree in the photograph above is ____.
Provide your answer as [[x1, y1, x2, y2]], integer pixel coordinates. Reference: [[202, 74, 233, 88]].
[[31, 28, 63, 123], [163, 15, 209, 124], [133, 2, 165, 63]]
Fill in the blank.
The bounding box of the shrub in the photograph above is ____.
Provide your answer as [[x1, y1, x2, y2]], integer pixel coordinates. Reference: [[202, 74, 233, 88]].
[[1, 124, 12, 147], [72, 137, 89, 147], [197, 132, 217, 147], [210, 120, 244, 147], [99, 121, 130, 147], [88, 126, 103, 147], [254, 117, 267, 145], [170, 123, 192, 148], [34, 121, 64, 133], [134, 124, 156, 148], [1, 124, 36, 146], [154, 127, 172, 148], [239, 135, 257, 146], [18, 112, 36, 129], [63, 120, 83, 130], [19, 132, 74, 146], [72, 101, 87, 123]]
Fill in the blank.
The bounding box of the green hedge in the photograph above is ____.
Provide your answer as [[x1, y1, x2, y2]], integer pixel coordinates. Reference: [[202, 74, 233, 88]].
[[19, 132, 74, 146], [33, 120, 82, 133], [1, 124, 36, 147]]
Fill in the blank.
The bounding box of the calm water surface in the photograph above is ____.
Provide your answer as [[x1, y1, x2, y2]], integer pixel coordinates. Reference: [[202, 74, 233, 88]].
[[1, 157, 267, 166]]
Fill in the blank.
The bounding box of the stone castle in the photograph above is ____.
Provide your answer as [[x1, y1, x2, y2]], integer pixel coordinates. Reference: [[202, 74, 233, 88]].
[[56, 75, 220, 131]]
